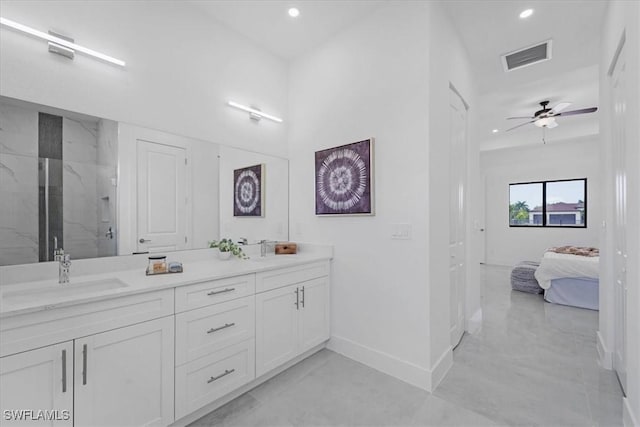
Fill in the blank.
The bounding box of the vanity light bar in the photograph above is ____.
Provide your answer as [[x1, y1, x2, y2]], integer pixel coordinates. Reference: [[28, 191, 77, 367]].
[[0, 17, 126, 67], [227, 101, 283, 123]]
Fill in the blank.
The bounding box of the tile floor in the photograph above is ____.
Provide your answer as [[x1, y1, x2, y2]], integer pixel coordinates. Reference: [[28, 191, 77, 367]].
[[189, 265, 623, 426]]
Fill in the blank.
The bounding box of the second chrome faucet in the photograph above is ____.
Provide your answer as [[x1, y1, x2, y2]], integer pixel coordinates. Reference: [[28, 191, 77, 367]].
[[54, 249, 71, 284]]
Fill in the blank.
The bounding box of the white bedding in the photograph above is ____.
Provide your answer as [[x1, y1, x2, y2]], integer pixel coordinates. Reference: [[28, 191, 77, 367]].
[[534, 251, 599, 290]]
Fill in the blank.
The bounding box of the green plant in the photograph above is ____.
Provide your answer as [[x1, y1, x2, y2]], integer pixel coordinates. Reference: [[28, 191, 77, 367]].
[[209, 238, 247, 259]]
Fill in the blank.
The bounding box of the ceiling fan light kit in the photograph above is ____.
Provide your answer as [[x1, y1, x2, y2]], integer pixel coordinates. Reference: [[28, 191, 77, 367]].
[[505, 100, 598, 133]]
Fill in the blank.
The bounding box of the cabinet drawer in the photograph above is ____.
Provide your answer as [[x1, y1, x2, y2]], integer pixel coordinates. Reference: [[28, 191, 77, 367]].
[[175, 274, 255, 313], [175, 296, 255, 365], [175, 339, 255, 420], [0, 289, 174, 358], [255, 261, 329, 293]]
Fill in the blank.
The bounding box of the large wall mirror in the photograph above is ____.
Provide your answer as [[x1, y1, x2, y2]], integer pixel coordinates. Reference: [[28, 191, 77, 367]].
[[0, 96, 289, 266]]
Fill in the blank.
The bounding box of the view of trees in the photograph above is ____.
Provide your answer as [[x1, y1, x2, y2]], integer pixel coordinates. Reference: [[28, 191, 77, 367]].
[[509, 200, 530, 224]]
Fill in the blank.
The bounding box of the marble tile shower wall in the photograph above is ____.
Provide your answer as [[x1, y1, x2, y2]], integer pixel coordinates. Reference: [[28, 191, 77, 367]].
[[0, 102, 39, 265], [0, 101, 119, 266], [96, 119, 118, 258], [63, 117, 100, 260]]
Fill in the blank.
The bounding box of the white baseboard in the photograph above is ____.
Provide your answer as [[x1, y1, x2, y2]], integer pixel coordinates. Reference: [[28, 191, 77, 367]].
[[623, 397, 638, 427], [430, 347, 453, 390], [597, 331, 613, 369], [328, 335, 450, 392], [466, 308, 483, 335]]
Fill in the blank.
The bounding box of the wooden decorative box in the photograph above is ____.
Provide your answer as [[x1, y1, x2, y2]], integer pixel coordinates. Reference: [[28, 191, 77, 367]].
[[275, 242, 297, 255]]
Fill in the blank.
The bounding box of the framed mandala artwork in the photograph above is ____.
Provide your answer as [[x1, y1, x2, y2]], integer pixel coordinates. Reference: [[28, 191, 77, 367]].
[[233, 164, 264, 217], [315, 139, 374, 215]]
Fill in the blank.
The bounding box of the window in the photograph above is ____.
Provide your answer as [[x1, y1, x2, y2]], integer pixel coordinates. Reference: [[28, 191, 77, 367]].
[[509, 179, 587, 228]]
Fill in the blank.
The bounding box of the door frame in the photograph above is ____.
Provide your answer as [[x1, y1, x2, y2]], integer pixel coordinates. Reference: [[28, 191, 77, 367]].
[[448, 83, 470, 347], [606, 31, 627, 394]]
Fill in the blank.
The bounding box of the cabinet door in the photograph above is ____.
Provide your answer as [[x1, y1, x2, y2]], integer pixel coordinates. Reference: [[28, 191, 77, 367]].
[[0, 342, 73, 427], [255, 284, 299, 377], [298, 277, 330, 353], [74, 317, 174, 427]]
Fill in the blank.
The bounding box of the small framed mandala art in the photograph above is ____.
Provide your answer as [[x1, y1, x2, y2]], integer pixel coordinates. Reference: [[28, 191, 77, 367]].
[[233, 164, 264, 217], [315, 138, 374, 215]]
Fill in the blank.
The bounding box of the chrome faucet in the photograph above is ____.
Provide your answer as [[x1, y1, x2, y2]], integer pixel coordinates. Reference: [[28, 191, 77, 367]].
[[54, 249, 71, 284]]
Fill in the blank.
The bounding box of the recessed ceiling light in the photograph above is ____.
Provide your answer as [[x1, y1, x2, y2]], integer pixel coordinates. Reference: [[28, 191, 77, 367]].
[[519, 9, 534, 19], [288, 7, 300, 18], [492, 129, 499, 133]]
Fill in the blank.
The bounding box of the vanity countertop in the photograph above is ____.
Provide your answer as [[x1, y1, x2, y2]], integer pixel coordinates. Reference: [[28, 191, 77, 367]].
[[0, 253, 330, 318]]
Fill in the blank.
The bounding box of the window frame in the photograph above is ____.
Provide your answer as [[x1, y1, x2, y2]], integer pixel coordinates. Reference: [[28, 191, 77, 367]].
[[508, 178, 587, 229]]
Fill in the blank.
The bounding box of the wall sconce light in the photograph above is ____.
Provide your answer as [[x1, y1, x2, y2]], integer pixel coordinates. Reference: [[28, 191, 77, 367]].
[[0, 17, 126, 67], [227, 101, 283, 123]]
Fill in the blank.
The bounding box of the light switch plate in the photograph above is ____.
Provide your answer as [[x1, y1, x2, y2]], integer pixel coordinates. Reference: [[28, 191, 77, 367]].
[[391, 223, 412, 240]]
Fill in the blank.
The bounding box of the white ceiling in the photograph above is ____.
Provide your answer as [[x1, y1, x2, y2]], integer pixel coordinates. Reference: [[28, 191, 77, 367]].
[[444, 0, 608, 150], [185, 0, 608, 151], [186, 0, 387, 60]]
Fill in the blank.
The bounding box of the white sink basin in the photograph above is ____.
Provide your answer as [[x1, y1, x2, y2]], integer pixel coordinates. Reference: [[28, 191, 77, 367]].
[[3, 278, 129, 305]]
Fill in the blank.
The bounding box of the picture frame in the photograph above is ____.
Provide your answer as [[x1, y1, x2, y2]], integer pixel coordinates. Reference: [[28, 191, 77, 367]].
[[315, 138, 374, 216], [233, 163, 265, 217]]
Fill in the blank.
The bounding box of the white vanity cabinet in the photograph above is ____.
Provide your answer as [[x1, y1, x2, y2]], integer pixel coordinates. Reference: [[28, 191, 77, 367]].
[[0, 341, 74, 427], [0, 317, 174, 427], [73, 316, 175, 427], [174, 276, 256, 420], [255, 262, 330, 377], [1, 256, 332, 427], [0, 289, 175, 427]]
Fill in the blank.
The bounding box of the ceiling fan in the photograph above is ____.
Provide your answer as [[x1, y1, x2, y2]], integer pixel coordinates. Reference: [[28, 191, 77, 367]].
[[505, 101, 598, 132]]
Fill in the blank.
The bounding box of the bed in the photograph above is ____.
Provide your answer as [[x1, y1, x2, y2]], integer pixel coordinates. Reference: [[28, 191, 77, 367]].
[[534, 246, 599, 310]]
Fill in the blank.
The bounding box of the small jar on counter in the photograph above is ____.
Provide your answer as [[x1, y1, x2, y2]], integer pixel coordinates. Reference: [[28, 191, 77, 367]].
[[147, 255, 167, 274]]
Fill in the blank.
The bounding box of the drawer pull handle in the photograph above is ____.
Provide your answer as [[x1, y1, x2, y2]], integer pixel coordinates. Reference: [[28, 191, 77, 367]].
[[61, 349, 67, 393], [207, 323, 235, 334], [82, 344, 88, 385], [207, 368, 235, 383], [294, 288, 299, 310], [207, 288, 235, 296], [301, 286, 305, 308]]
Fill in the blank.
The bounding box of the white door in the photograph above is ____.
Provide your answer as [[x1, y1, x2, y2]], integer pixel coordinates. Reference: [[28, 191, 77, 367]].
[[137, 140, 187, 253], [255, 284, 299, 377], [0, 342, 73, 427], [449, 88, 468, 347], [74, 317, 174, 427], [611, 43, 627, 394], [298, 278, 330, 353]]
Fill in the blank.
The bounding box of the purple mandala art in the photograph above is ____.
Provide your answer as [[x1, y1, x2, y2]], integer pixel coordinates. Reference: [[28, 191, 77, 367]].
[[234, 164, 264, 217], [315, 139, 373, 215]]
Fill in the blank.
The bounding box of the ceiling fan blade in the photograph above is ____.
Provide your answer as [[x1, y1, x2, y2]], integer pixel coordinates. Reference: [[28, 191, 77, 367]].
[[505, 120, 535, 132], [506, 116, 534, 120], [555, 107, 598, 117], [550, 102, 572, 114]]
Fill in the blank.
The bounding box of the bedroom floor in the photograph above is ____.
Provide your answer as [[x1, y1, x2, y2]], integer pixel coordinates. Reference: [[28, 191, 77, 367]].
[[189, 265, 623, 426]]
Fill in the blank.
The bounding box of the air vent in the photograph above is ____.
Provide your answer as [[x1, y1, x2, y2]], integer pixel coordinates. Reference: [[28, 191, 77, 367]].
[[502, 40, 552, 72]]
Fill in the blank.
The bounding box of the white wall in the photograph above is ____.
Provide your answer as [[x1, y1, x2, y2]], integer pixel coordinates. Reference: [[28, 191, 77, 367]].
[[599, 2, 640, 425], [288, 2, 431, 389], [0, 0, 288, 157], [288, 1, 476, 390], [481, 136, 601, 267]]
